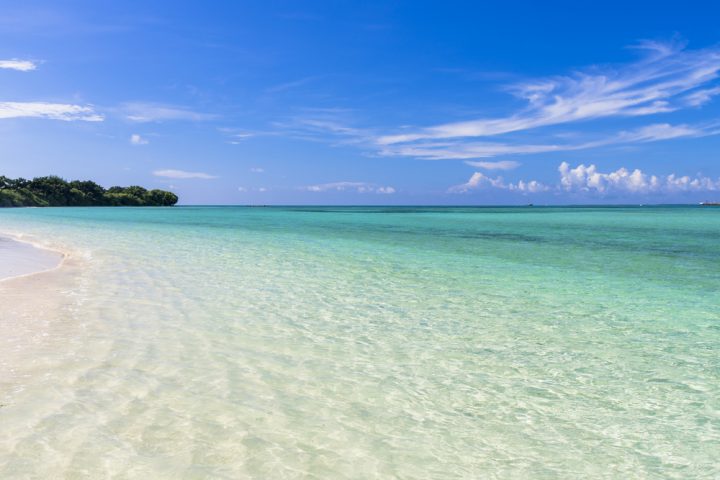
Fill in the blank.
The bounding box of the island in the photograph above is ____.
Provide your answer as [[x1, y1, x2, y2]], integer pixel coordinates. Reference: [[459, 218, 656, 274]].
[[0, 175, 178, 207]]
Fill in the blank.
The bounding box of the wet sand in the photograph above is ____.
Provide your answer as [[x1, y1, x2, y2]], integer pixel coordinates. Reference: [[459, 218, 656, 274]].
[[0, 236, 64, 281]]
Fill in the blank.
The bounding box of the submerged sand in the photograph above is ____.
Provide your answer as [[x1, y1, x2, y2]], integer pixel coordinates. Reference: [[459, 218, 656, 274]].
[[0, 235, 78, 391]]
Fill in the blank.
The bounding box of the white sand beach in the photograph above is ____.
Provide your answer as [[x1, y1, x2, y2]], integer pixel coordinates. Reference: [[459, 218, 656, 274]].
[[0, 235, 64, 282]]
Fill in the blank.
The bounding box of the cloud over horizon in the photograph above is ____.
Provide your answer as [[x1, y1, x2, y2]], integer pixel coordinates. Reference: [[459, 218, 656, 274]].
[[450, 162, 720, 195], [304, 181, 396, 194]]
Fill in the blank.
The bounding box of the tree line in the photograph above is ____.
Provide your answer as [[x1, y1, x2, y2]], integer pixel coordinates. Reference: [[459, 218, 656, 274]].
[[0, 175, 178, 207]]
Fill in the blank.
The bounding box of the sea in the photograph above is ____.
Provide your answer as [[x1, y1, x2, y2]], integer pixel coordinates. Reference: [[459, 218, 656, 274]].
[[0, 206, 718, 478]]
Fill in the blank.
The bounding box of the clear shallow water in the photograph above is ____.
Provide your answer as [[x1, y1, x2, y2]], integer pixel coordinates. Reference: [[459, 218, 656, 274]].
[[0, 206, 718, 478]]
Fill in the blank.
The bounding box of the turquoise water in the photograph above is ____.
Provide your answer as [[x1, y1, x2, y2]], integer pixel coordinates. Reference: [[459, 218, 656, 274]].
[[0, 206, 718, 478]]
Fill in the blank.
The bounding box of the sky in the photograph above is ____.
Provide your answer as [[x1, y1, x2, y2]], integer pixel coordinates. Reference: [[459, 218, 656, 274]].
[[1, 0, 720, 205]]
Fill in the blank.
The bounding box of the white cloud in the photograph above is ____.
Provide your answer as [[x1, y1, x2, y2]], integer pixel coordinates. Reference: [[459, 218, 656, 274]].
[[379, 122, 710, 160], [684, 86, 720, 106], [378, 41, 720, 146], [153, 169, 217, 179], [617, 123, 702, 142], [238, 187, 247, 192], [367, 41, 720, 163], [381, 140, 566, 159], [305, 181, 396, 194], [449, 172, 549, 194], [464, 160, 521, 170], [0, 59, 37, 71], [250, 167, 264, 173], [123, 102, 216, 122], [228, 133, 257, 143], [130, 133, 148, 145], [219, 128, 271, 144], [558, 162, 720, 193], [450, 162, 720, 195], [0, 101, 103, 121], [296, 119, 363, 136], [273, 115, 373, 147]]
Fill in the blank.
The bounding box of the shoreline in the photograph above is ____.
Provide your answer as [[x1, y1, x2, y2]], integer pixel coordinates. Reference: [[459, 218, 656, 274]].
[[0, 234, 67, 283]]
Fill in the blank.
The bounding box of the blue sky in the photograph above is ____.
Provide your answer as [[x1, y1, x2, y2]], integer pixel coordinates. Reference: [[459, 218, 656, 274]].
[[1, 0, 720, 204]]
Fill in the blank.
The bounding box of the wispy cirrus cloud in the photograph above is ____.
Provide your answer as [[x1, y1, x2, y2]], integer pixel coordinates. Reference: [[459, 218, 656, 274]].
[[278, 42, 720, 162], [265, 76, 318, 93], [218, 128, 272, 144], [379, 41, 720, 145], [380, 122, 713, 160], [0, 101, 103, 121], [123, 102, 217, 122], [304, 181, 395, 194], [279, 117, 370, 144], [684, 86, 720, 107], [271, 108, 374, 146], [0, 59, 37, 71], [464, 160, 521, 170], [153, 169, 217, 179]]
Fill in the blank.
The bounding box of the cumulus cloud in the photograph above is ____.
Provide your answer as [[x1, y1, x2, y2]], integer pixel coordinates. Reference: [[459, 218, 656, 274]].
[[449, 172, 549, 193], [153, 169, 217, 179], [464, 160, 521, 170], [130, 134, 148, 145], [449, 163, 720, 195], [305, 181, 396, 194], [558, 162, 720, 193], [0, 59, 37, 71], [0, 101, 103, 121], [123, 102, 216, 122]]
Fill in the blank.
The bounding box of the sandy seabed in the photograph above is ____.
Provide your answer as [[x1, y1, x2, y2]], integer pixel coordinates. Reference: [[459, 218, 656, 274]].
[[0, 243, 80, 386]]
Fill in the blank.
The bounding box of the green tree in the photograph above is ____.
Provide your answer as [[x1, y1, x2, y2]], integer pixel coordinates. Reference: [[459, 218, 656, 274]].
[[0, 175, 177, 207]]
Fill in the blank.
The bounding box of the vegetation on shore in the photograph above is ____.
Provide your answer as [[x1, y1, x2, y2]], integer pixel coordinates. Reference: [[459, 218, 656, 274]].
[[0, 175, 178, 207]]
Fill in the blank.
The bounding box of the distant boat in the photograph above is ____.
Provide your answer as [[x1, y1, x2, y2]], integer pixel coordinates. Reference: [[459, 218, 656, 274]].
[[700, 202, 720, 206]]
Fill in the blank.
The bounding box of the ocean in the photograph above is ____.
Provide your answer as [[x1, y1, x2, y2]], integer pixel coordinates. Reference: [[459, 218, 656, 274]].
[[1, 206, 718, 478]]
